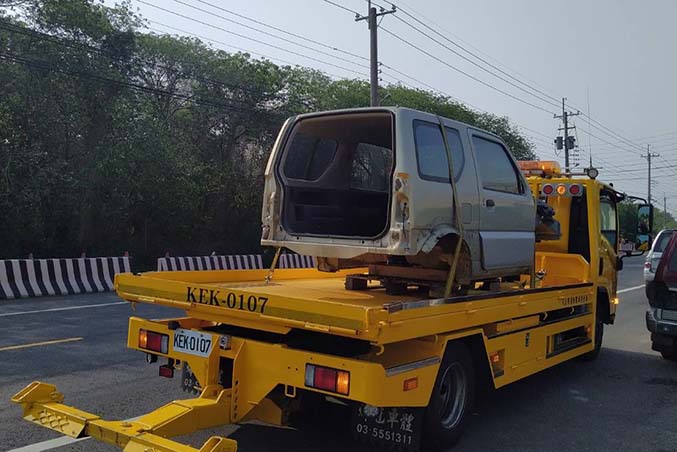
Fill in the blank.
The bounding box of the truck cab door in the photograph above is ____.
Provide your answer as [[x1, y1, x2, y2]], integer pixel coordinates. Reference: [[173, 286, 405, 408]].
[[469, 131, 535, 271], [599, 191, 619, 295]]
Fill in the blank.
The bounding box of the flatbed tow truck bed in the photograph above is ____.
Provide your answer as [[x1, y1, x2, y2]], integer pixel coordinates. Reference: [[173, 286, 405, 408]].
[[12, 252, 599, 452], [115, 253, 592, 346]]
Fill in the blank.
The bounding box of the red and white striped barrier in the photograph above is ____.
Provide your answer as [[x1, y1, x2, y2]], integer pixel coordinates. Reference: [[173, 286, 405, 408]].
[[0, 257, 131, 300]]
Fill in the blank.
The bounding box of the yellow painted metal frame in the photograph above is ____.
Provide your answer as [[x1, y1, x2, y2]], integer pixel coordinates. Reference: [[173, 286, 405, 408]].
[[12, 381, 237, 452], [12, 173, 614, 452]]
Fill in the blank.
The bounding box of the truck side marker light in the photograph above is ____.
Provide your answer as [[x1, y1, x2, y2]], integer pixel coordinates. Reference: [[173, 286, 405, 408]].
[[490, 353, 500, 363], [612, 297, 619, 305], [305, 364, 350, 395], [403, 377, 418, 391]]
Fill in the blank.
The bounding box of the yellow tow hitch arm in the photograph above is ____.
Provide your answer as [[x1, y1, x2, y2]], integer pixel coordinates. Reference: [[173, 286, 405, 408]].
[[12, 381, 238, 452]]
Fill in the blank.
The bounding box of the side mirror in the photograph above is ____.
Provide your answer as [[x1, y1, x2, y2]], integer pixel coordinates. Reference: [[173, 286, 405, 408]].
[[637, 204, 653, 234]]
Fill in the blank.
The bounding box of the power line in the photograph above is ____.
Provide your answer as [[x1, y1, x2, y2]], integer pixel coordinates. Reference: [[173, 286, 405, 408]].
[[378, 0, 558, 99], [372, 1, 658, 159], [0, 51, 264, 114], [321, 0, 361, 16], [134, 0, 369, 77], [194, 0, 369, 63], [146, 21, 346, 81], [0, 20, 288, 100], [386, 5, 563, 110], [167, 0, 369, 71], [386, 15, 560, 112], [379, 27, 556, 114]]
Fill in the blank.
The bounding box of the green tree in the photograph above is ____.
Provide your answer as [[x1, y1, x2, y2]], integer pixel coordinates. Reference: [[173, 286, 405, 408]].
[[0, 0, 539, 266]]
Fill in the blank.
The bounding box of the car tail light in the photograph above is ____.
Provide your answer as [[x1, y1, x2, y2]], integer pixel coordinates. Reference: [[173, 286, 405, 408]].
[[568, 184, 581, 196], [305, 364, 350, 395], [139, 329, 169, 354], [644, 261, 652, 270], [541, 184, 554, 196]]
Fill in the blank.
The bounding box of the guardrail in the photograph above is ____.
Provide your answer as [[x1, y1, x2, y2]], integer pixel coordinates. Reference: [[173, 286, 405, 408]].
[[0, 257, 131, 300], [278, 253, 316, 269], [156, 253, 317, 271], [156, 255, 264, 271]]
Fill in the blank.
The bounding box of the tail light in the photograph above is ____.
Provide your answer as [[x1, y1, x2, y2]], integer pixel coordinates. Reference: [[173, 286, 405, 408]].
[[139, 329, 169, 354], [305, 364, 350, 395], [541, 184, 554, 196], [644, 261, 652, 270], [568, 184, 581, 196]]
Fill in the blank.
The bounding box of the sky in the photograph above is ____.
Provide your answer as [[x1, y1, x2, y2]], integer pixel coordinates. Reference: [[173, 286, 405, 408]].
[[109, 0, 677, 215]]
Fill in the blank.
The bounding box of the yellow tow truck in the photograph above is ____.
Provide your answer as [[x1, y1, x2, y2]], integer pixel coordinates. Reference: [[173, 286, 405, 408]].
[[12, 161, 650, 451]]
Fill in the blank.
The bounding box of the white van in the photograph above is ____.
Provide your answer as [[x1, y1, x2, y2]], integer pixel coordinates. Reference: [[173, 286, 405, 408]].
[[261, 107, 536, 284]]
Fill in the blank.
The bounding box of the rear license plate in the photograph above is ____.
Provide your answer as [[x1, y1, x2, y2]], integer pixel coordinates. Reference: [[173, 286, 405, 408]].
[[172, 329, 213, 357], [351, 404, 423, 450]]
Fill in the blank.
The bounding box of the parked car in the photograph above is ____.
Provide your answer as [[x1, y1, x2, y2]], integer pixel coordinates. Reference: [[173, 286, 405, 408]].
[[644, 229, 675, 285], [646, 230, 677, 360]]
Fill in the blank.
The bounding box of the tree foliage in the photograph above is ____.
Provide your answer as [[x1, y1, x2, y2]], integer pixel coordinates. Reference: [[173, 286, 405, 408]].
[[0, 0, 537, 267]]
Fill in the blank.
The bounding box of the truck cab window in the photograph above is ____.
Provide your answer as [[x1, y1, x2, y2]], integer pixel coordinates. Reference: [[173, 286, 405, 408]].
[[413, 120, 464, 182], [472, 136, 522, 194], [600, 196, 618, 247]]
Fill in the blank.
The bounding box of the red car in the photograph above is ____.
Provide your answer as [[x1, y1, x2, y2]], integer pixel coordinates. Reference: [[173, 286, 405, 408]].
[[646, 230, 677, 360]]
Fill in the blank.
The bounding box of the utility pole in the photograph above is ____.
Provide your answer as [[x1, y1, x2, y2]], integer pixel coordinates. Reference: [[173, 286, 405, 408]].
[[356, 1, 396, 106], [554, 98, 580, 172], [641, 144, 660, 204], [664, 193, 668, 229]]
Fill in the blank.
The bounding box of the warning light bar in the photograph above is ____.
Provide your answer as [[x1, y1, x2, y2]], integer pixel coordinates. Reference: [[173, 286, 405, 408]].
[[305, 364, 350, 395], [518, 160, 562, 177], [541, 183, 582, 197]]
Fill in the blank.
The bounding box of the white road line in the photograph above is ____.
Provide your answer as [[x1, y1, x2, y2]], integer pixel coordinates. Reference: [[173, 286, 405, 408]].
[[0, 301, 127, 317], [6, 435, 90, 452], [6, 416, 142, 452], [618, 284, 644, 294]]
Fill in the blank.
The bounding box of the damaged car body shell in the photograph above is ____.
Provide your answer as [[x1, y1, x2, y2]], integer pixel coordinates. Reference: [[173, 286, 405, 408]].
[[261, 107, 536, 282]]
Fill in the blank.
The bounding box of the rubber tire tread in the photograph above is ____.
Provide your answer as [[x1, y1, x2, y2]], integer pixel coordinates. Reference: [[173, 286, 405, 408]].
[[423, 342, 475, 451]]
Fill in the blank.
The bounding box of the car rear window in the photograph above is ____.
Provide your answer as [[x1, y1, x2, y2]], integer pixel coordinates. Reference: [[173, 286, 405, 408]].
[[654, 231, 674, 253]]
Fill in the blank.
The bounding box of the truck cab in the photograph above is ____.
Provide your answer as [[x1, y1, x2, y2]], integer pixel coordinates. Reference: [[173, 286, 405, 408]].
[[261, 107, 536, 285]]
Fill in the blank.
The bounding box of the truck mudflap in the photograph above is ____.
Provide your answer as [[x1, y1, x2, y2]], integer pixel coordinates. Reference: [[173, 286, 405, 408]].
[[11, 381, 238, 452]]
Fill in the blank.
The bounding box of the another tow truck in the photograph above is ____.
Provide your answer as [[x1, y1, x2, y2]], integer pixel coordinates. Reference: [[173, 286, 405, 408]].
[[12, 158, 650, 451]]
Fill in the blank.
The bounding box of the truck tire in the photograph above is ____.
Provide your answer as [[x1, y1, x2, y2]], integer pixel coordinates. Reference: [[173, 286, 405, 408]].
[[580, 317, 603, 361], [660, 348, 677, 361], [423, 342, 475, 450]]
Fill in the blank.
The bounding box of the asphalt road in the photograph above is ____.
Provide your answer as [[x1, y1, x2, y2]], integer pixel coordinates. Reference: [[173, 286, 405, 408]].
[[1, 257, 675, 452]]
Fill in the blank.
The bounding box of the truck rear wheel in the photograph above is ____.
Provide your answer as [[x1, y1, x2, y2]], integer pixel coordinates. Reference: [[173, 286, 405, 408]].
[[423, 342, 475, 450], [660, 348, 677, 361]]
